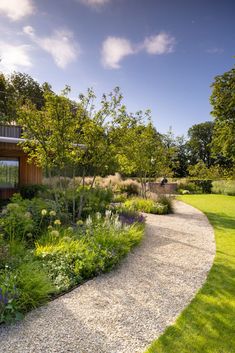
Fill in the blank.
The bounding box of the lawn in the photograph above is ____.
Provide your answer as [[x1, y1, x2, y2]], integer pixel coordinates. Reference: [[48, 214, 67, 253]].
[[145, 194, 235, 353]]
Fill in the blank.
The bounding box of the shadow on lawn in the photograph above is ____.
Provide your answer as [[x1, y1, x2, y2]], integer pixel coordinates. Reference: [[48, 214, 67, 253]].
[[205, 212, 235, 232]]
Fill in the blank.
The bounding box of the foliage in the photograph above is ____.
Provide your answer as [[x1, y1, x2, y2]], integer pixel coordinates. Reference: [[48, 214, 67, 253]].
[[35, 213, 144, 292], [187, 121, 214, 167], [0, 234, 54, 324], [0, 270, 22, 323], [14, 262, 54, 312], [188, 160, 215, 179], [117, 209, 146, 225], [111, 112, 170, 197], [119, 179, 140, 196], [177, 179, 212, 194], [0, 194, 59, 242], [0, 72, 46, 123], [0, 202, 34, 242], [212, 180, 235, 196], [210, 65, 235, 162], [123, 197, 172, 214], [145, 195, 235, 353], [19, 184, 48, 200], [42, 186, 113, 220]]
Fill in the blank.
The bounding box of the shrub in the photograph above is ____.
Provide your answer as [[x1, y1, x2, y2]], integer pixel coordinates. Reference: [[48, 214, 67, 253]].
[[0, 270, 22, 323], [0, 194, 61, 241], [212, 180, 235, 196], [20, 184, 48, 199], [0, 202, 34, 242], [119, 180, 140, 196], [35, 214, 144, 292], [0, 241, 54, 324], [15, 262, 54, 312], [177, 179, 212, 194], [157, 195, 174, 214], [112, 193, 128, 203], [118, 209, 146, 225], [123, 197, 170, 214]]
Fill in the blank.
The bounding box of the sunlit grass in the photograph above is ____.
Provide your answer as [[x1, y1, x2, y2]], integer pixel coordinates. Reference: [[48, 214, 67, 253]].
[[145, 195, 235, 353]]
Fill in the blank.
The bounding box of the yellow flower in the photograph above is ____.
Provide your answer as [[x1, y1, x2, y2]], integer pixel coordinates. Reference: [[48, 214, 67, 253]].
[[49, 210, 56, 217], [41, 209, 47, 216], [76, 220, 83, 226], [48, 225, 53, 230], [54, 219, 61, 225]]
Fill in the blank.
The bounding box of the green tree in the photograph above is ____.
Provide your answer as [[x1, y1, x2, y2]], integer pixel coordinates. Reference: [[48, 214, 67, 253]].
[[187, 121, 214, 167], [210, 65, 235, 161], [111, 110, 169, 197], [0, 71, 48, 123]]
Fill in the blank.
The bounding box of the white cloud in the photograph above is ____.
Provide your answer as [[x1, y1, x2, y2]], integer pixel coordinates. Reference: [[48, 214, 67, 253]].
[[0, 0, 34, 21], [144, 32, 175, 55], [101, 32, 176, 69], [79, 0, 110, 9], [23, 26, 78, 69], [0, 41, 32, 72], [101, 36, 135, 69]]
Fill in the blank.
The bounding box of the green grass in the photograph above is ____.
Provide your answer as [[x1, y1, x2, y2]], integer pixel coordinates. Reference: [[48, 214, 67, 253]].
[[145, 195, 235, 353]]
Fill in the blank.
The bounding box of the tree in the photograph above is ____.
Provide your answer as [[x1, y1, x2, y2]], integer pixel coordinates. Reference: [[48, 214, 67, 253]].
[[111, 110, 169, 197], [0, 72, 51, 124], [173, 135, 189, 177], [162, 129, 188, 178], [210, 65, 235, 161], [187, 121, 214, 167]]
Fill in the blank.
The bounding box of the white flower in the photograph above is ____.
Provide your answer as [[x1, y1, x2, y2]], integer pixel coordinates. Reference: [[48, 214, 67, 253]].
[[51, 230, 59, 237], [96, 212, 102, 220], [105, 210, 112, 219], [85, 215, 93, 226]]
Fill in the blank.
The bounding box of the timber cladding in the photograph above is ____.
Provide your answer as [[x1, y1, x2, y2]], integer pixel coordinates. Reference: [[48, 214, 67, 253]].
[[0, 142, 42, 199]]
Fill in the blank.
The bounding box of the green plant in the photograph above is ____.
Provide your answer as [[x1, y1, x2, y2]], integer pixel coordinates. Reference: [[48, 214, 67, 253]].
[[212, 180, 235, 196], [157, 195, 173, 214], [0, 202, 34, 242], [0, 269, 22, 324], [19, 184, 48, 199], [119, 180, 140, 196], [124, 197, 170, 214], [15, 262, 54, 312], [35, 214, 144, 292]]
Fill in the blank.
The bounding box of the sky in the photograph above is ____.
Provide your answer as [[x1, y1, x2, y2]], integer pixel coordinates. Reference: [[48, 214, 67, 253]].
[[0, 0, 234, 136]]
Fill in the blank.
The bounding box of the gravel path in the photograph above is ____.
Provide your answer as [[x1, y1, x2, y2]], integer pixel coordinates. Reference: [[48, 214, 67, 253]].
[[0, 201, 215, 353]]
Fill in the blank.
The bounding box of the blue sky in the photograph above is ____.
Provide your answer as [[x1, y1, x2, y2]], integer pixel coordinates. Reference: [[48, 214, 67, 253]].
[[0, 0, 234, 136]]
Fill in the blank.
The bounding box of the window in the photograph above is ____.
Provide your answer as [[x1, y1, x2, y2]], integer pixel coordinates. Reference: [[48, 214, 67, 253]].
[[0, 158, 19, 188]]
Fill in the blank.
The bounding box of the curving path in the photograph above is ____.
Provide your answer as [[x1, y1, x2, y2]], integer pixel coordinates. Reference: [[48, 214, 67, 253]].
[[0, 201, 215, 353]]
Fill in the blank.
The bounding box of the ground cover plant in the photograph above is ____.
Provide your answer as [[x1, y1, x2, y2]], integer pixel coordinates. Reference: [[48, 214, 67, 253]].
[[145, 194, 235, 353], [0, 193, 145, 324]]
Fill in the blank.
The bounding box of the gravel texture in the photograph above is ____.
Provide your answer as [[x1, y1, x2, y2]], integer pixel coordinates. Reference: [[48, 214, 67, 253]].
[[0, 201, 215, 353]]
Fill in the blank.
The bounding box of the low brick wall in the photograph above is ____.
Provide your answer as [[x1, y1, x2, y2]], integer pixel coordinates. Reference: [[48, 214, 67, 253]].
[[148, 182, 177, 194]]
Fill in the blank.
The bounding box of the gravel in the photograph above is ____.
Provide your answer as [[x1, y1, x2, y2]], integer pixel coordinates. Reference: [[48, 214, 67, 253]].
[[0, 201, 215, 353]]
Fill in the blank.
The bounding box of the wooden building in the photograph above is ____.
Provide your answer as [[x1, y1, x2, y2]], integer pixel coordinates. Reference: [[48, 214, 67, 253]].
[[0, 125, 42, 199]]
